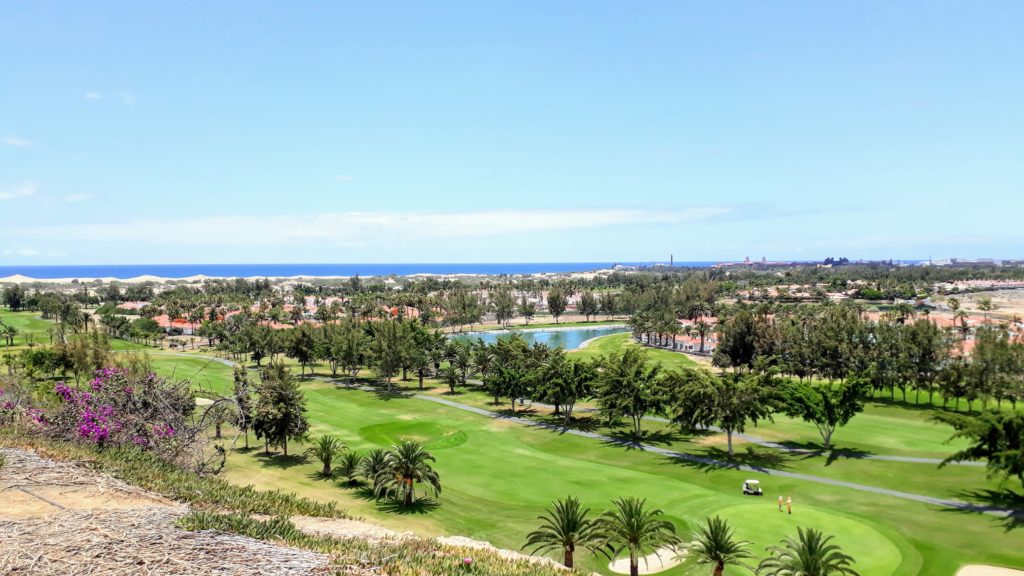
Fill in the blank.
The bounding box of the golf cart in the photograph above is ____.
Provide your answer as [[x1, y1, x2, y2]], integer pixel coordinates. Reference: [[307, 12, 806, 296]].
[[742, 480, 763, 496]]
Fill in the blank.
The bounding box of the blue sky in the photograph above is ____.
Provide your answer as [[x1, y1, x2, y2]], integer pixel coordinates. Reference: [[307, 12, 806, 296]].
[[2, 1, 1022, 264]]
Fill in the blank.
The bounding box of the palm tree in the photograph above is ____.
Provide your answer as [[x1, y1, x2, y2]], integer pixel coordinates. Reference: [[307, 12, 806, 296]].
[[598, 497, 680, 576], [756, 527, 858, 576], [360, 448, 389, 489], [439, 364, 461, 394], [688, 516, 753, 576], [304, 435, 345, 476], [335, 450, 364, 486], [373, 441, 442, 507], [692, 319, 711, 353], [523, 496, 606, 568]]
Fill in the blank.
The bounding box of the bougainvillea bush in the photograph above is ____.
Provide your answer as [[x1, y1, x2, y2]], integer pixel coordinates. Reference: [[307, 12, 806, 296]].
[[45, 367, 199, 461]]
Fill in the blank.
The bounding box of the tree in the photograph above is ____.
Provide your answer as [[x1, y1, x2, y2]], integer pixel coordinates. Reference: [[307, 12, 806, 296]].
[[670, 370, 776, 456], [934, 411, 1024, 488], [373, 440, 442, 507], [712, 309, 764, 371], [692, 320, 712, 353], [304, 435, 345, 477], [597, 348, 663, 438], [598, 497, 680, 576], [286, 324, 318, 376], [547, 288, 568, 324], [336, 450, 364, 486], [232, 366, 254, 449], [2, 285, 26, 311], [523, 496, 606, 569], [439, 364, 461, 395], [756, 527, 859, 576], [337, 321, 368, 380], [360, 448, 389, 489], [370, 319, 404, 388], [252, 362, 309, 457], [689, 516, 753, 576], [578, 292, 599, 323], [978, 297, 994, 319], [519, 296, 537, 325], [779, 378, 868, 451], [539, 355, 597, 425], [492, 287, 517, 328]]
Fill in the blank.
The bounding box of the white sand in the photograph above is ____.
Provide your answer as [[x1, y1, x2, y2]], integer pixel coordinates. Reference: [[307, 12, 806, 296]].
[[957, 566, 1024, 576], [608, 547, 686, 575]]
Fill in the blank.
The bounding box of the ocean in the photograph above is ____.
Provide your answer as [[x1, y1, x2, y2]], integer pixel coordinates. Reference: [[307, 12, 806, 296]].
[[0, 262, 717, 280]]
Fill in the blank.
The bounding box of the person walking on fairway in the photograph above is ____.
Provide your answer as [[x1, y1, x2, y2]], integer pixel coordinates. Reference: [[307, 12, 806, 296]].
[[786, 496, 792, 514], [777, 496, 784, 512]]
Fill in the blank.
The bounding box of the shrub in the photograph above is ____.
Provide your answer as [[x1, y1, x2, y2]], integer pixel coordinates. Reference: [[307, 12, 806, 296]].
[[0, 433, 352, 519], [177, 511, 573, 576]]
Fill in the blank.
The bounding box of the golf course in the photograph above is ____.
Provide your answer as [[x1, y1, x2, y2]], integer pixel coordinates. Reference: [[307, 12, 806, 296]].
[[197, 330, 1024, 576]]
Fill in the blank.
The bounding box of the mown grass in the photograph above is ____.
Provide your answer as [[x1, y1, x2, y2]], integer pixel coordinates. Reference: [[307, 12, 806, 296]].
[[568, 332, 700, 370], [221, 382, 1024, 576]]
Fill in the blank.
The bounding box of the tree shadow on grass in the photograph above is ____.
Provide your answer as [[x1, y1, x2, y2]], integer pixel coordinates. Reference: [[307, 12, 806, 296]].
[[661, 445, 789, 475], [536, 414, 603, 434], [253, 452, 310, 470], [371, 387, 415, 402], [700, 446, 791, 471], [304, 470, 336, 482], [945, 488, 1024, 531], [600, 428, 684, 451], [350, 487, 440, 515], [779, 442, 876, 466], [376, 498, 440, 515]]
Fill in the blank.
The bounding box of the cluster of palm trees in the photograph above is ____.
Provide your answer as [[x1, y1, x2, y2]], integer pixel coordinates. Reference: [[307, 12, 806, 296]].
[[305, 436, 441, 508], [525, 497, 857, 576], [0, 319, 19, 348]]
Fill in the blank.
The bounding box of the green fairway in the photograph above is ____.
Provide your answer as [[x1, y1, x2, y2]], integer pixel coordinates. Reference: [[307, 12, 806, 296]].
[[0, 309, 150, 352], [0, 310, 55, 347], [150, 354, 234, 395], [749, 402, 973, 458], [220, 382, 1024, 576], [569, 332, 700, 370]]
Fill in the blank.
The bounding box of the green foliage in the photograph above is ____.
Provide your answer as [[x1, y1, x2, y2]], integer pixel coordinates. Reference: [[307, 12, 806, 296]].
[[523, 496, 605, 569], [779, 378, 868, 450], [547, 288, 568, 323], [178, 510, 572, 576], [372, 440, 442, 507], [303, 435, 345, 477], [935, 410, 1024, 488], [252, 362, 309, 456], [2, 435, 349, 518], [597, 497, 680, 576], [668, 369, 776, 455], [335, 450, 364, 485], [596, 348, 663, 438], [689, 516, 754, 574], [756, 527, 859, 576]]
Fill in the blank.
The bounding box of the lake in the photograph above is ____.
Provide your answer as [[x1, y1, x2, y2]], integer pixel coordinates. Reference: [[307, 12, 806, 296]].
[[451, 325, 628, 350]]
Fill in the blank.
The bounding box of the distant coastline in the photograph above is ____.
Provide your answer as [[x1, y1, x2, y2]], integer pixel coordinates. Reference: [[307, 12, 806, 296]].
[[0, 262, 718, 283]]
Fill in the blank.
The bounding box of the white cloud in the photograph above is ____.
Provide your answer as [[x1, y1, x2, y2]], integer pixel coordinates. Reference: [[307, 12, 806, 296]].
[[4, 137, 33, 147], [84, 92, 102, 100], [10, 207, 732, 246], [119, 91, 136, 106], [335, 175, 353, 182], [0, 182, 37, 200], [2, 248, 39, 257], [64, 194, 94, 203]]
